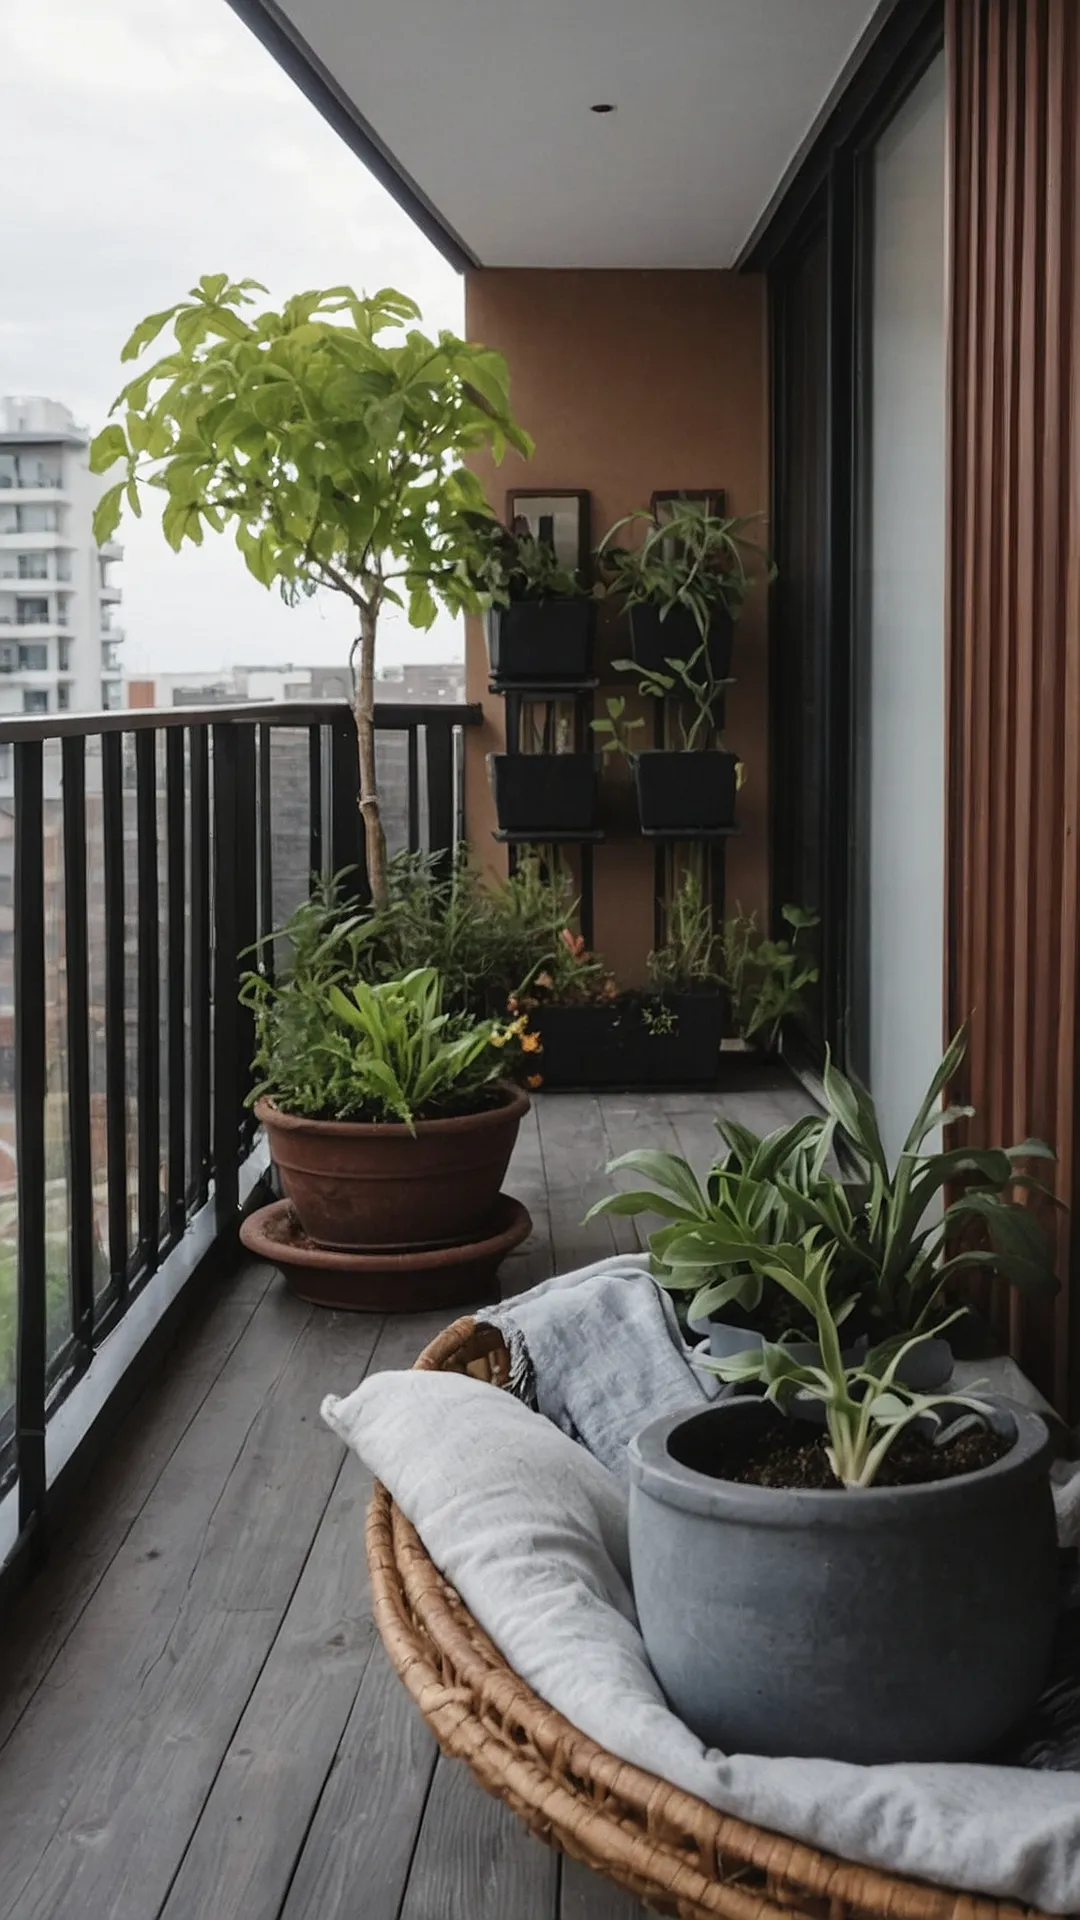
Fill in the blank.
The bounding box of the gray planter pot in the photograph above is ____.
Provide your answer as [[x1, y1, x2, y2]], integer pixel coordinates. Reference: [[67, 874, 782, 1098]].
[[628, 1396, 1058, 1764], [686, 1316, 953, 1391]]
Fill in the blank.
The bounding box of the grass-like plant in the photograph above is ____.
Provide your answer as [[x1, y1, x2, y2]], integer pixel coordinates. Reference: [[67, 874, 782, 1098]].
[[598, 504, 773, 639], [697, 1234, 992, 1490]]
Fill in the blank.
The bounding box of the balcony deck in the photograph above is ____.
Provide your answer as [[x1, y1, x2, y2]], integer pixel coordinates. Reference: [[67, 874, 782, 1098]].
[[0, 1077, 809, 1920]]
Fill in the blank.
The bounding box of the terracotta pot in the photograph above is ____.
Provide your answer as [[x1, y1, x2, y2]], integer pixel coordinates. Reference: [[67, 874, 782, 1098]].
[[255, 1081, 529, 1252]]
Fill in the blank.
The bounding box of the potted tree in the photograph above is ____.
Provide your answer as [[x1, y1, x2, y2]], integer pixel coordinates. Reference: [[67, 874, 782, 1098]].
[[89, 273, 531, 912], [628, 1238, 1060, 1765], [597, 502, 773, 682], [466, 513, 594, 685]]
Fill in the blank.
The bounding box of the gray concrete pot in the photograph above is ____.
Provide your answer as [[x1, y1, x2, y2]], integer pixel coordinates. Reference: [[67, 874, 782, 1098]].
[[628, 1396, 1057, 1764], [687, 1314, 953, 1390]]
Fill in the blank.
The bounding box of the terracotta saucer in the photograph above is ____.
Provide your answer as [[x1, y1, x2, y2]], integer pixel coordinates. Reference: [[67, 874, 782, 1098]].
[[240, 1192, 532, 1313]]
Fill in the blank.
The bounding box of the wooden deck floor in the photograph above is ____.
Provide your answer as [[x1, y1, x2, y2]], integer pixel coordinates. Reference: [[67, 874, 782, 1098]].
[[0, 1078, 811, 1920]]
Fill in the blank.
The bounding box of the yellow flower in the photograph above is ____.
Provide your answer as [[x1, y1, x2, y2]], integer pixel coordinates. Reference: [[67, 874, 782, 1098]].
[[489, 1030, 508, 1048], [521, 1031, 542, 1054]]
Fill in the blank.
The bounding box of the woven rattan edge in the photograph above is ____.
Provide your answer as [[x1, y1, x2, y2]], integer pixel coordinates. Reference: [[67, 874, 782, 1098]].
[[364, 1314, 1055, 1920]]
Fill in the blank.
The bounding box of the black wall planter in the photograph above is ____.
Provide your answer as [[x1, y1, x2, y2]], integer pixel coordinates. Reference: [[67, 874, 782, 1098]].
[[490, 753, 599, 834], [633, 750, 738, 832], [485, 602, 594, 685], [533, 993, 726, 1090], [628, 603, 734, 680]]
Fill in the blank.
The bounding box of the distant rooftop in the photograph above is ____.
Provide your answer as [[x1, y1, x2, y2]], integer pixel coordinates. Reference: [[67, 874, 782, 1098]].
[[0, 396, 88, 445]]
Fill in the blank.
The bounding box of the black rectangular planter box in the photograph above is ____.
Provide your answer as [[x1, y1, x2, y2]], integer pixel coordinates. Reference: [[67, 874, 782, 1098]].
[[632, 750, 738, 832], [485, 601, 594, 685], [628, 603, 734, 681], [490, 752, 600, 835], [532, 994, 727, 1090]]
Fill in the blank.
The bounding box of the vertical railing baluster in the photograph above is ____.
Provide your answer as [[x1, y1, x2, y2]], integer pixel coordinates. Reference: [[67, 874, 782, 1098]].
[[101, 730, 128, 1300], [135, 732, 160, 1274], [424, 718, 454, 868], [61, 735, 94, 1356], [257, 723, 274, 978], [189, 727, 211, 1210], [211, 724, 240, 1233], [330, 711, 366, 901], [307, 724, 323, 886], [14, 740, 47, 1543], [407, 725, 420, 855], [165, 729, 186, 1244], [234, 725, 257, 1149]]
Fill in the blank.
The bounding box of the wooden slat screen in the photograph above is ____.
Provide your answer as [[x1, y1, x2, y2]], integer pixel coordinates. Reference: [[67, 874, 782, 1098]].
[[946, 0, 1080, 1411]]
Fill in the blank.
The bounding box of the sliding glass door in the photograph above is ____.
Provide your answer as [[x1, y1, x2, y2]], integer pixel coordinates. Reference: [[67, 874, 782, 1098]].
[[850, 53, 946, 1162]]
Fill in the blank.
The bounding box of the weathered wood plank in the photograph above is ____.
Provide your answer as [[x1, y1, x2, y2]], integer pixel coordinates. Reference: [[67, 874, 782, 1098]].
[[0, 1279, 315, 1917], [0, 1300, 382, 1920], [278, 1646, 437, 1920], [151, 1307, 452, 1920], [399, 1753, 558, 1920], [561, 1855, 649, 1918], [535, 1094, 625, 1269], [0, 1260, 275, 1751], [502, 1098, 555, 1297], [598, 1095, 684, 1249]]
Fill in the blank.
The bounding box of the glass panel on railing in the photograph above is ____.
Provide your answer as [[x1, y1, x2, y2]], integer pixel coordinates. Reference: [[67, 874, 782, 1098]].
[[42, 739, 72, 1374], [0, 786, 15, 1419], [84, 737, 112, 1301], [269, 727, 314, 929]]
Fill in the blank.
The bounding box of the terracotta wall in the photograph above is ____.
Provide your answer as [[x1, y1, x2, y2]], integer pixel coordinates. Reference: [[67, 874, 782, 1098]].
[[946, 0, 1080, 1411], [463, 270, 769, 983]]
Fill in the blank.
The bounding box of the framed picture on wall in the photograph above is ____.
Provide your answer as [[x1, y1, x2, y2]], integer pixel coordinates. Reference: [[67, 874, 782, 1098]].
[[651, 489, 727, 561], [651, 488, 726, 522], [506, 489, 590, 578]]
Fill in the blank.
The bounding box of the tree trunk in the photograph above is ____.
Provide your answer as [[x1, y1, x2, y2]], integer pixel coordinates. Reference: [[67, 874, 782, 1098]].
[[353, 607, 388, 910]]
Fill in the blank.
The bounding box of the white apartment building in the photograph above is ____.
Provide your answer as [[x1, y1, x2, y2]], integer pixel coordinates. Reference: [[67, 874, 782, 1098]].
[[0, 396, 123, 723]]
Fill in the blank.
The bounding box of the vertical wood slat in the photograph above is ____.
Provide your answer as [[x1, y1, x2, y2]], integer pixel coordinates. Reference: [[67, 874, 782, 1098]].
[[946, 0, 1080, 1412]]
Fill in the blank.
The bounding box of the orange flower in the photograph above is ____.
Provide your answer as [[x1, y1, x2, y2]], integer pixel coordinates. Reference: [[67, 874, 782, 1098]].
[[521, 1031, 542, 1053], [526, 1073, 543, 1090]]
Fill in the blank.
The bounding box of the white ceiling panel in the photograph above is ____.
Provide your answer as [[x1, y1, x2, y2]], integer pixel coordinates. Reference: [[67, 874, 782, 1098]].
[[249, 0, 884, 267]]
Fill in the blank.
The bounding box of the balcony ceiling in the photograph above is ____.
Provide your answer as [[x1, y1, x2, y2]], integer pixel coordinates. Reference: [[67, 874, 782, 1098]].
[[234, 0, 885, 268]]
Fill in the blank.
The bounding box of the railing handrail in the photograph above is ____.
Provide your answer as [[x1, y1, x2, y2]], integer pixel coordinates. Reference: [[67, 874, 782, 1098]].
[[0, 698, 482, 745]]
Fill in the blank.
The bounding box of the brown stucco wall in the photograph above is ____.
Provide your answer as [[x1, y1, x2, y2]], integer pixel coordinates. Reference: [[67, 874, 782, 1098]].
[[463, 268, 770, 983]]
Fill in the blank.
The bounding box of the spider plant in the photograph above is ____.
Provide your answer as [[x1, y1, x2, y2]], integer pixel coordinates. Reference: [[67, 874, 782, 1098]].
[[697, 1233, 993, 1489], [597, 504, 773, 639]]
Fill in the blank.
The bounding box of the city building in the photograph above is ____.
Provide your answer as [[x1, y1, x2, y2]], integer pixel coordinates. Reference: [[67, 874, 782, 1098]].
[[0, 397, 123, 733]]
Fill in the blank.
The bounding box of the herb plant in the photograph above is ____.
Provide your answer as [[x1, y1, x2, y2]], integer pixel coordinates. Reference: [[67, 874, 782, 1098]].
[[89, 275, 531, 912], [720, 905, 819, 1049], [465, 513, 586, 604], [243, 960, 520, 1128], [598, 504, 774, 640]]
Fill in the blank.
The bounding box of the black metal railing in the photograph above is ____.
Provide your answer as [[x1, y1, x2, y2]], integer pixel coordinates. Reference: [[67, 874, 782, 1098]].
[[0, 697, 480, 1565]]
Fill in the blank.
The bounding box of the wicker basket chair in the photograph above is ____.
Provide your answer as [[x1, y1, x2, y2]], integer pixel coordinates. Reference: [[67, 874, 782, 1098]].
[[365, 1314, 1053, 1920]]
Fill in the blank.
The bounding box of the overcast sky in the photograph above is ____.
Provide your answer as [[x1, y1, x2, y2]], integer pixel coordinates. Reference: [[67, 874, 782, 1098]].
[[0, 0, 466, 676]]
